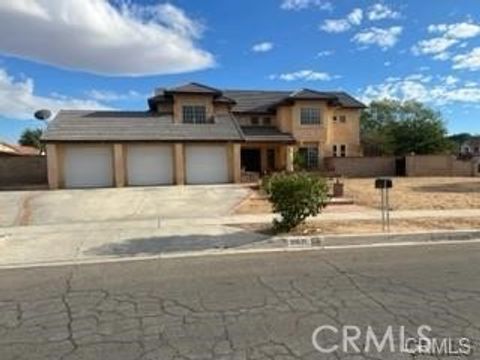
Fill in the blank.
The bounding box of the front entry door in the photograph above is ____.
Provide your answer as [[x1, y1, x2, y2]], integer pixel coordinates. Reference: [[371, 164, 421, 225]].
[[241, 149, 261, 172]]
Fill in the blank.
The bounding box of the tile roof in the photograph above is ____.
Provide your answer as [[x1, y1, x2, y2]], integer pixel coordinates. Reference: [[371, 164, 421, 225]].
[[147, 83, 366, 113], [241, 126, 295, 143], [0, 142, 39, 156], [223, 89, 366, 113], [167, 82, 222, 94], [42, 110, 244, 142], [222, 90, 289, 113]]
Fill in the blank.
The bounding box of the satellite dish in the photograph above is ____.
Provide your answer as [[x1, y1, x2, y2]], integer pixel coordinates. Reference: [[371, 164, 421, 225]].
[[34, 109, 52, 121]]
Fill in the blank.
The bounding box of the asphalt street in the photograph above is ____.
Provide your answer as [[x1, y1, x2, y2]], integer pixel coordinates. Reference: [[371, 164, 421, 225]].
[[0, 243, 479, 359]]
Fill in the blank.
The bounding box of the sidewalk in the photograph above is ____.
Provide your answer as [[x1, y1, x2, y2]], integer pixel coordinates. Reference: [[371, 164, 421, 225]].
[[164, 208, 480, 226], [1, 208, 480, 268]]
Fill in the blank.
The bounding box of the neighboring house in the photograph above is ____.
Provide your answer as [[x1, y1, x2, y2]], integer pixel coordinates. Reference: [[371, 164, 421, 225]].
[[0, 142, 39, 157], [42, 82, 365, 189], [460, 137, 480, 157]]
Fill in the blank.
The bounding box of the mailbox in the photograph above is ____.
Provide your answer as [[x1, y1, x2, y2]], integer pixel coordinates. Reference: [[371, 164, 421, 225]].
[[375, 178, 393, 189]]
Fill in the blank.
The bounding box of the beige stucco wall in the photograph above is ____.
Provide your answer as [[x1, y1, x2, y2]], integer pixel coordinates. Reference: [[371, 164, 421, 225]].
[[325, 156, 396, 177], [235, 114, 277, 127], [46, 143, 65, 189], [171, 94, 362, 158], [275, 101, 362, 157], [214, 103, 232, 115], [173, 94, 215, 123], [156, 102, 173, 114], [406, 155, 474, 177]]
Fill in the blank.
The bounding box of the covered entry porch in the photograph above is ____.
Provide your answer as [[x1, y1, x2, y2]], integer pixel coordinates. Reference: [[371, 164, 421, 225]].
[[240, 126, 295, 180]]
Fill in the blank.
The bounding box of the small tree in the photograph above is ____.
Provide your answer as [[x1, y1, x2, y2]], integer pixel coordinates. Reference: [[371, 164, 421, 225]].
[[263, 172, 328, 232], [19, 128, 43, 150]]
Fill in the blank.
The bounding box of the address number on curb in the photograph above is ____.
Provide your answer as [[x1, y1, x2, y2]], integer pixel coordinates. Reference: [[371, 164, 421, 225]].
[[285, 237, 323, 248]]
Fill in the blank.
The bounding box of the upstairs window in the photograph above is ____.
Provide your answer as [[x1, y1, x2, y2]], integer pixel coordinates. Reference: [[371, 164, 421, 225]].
[[251, 116, 260, 125], [333, 114, 347, 123], [300, 108, 321, 125], [183, 105, 207, 124], [263, 117, 272, 126]]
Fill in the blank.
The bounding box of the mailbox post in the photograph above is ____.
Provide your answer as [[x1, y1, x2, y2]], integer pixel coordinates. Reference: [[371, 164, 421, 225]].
[[375, 178, 393, 232]]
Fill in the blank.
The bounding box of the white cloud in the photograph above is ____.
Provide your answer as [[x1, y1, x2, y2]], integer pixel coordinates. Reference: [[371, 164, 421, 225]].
[[352, 26, 403, 50], [428, 21, 480, 39], [412, 37, 458, 55], [432, 52, 451, 61], [252, 42, 274, 53], [414, 21, 480, 65], [320, 8, 363, 33], [452, 47, 480, 71], [361, 74, 480, 105], [85, 89, 142, 102], [347, 9, 363, 26], [444, 75, 459, 85], [367, 4, 400, 21], [0, 68, 109, 120], [317, 50, 334, 57], [281, 0, 332, 11], [0, 0, 214, 76], [320, 19, 352, 33], [270, 69, 335, 81]]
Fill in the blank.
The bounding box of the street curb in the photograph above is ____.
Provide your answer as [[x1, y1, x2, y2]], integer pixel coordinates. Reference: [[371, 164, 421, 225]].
[[277, 229, 480, 248], [0, 229, 479, 270]]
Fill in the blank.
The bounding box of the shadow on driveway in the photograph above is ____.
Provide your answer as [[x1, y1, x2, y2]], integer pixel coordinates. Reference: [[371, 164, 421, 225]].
[[85, 231, 269, 257]]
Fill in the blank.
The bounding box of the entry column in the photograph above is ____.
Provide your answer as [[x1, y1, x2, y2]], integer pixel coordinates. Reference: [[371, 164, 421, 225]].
[[174, 143, 185, 185], [286, 145, 294, 172], [113, 144, 126, 187], [46, 143, 60, 189]]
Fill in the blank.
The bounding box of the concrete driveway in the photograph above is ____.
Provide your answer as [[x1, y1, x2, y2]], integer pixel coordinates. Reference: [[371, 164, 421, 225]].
[[1, 185, 250, 227]]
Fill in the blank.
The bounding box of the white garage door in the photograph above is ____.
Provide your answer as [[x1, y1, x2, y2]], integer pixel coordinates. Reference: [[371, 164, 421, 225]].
[[127, 145, 173, 186], [64, 145, 113, 188], [185, 145, 229, 184]]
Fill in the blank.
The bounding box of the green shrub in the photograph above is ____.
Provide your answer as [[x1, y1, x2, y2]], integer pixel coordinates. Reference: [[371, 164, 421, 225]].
[[293, 150, 307, 171], [263, 172, 328, 232]]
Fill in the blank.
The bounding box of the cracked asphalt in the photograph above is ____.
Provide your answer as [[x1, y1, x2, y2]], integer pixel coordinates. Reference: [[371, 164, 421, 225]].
[[0, 243, 479, 359]]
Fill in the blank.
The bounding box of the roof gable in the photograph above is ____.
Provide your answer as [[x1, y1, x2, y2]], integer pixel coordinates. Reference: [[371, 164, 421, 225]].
[[167, 82, 222, 95], [289, 89, 337, 100]]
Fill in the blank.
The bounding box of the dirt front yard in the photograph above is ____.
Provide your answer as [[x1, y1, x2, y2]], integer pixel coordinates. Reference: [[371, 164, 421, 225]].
[[235, 177, 480, 214], [344, 177, 480, 210], [237, 217, 480, 236]]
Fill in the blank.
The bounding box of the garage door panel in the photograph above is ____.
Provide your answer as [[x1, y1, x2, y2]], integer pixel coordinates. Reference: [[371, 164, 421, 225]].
[[127, 145, 173, 186], [64, 145, 113, 188], [185, 145, 229, 184]]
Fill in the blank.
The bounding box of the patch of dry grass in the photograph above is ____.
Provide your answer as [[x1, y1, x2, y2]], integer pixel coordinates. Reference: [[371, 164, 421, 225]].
[[344, 177, 480, 210], [294, 217, 480, 235], [237, 217, 480, 236]]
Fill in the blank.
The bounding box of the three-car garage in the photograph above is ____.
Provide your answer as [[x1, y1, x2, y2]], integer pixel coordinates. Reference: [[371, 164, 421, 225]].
[[60, 143, 232, 189]]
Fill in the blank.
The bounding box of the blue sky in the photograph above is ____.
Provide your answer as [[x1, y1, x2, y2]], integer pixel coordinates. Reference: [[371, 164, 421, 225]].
[[1, 0, 480, 142]]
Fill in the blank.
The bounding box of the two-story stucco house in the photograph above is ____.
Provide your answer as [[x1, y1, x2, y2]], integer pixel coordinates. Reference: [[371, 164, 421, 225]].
[[42, 83, 365, 189]]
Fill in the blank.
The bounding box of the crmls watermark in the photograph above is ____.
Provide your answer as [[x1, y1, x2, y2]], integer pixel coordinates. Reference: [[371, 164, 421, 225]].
[[312, 325, 473, 356]]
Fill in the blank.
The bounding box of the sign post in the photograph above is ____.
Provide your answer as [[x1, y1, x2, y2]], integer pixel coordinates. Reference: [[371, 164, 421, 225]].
[[375, 178, 393, 232]]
